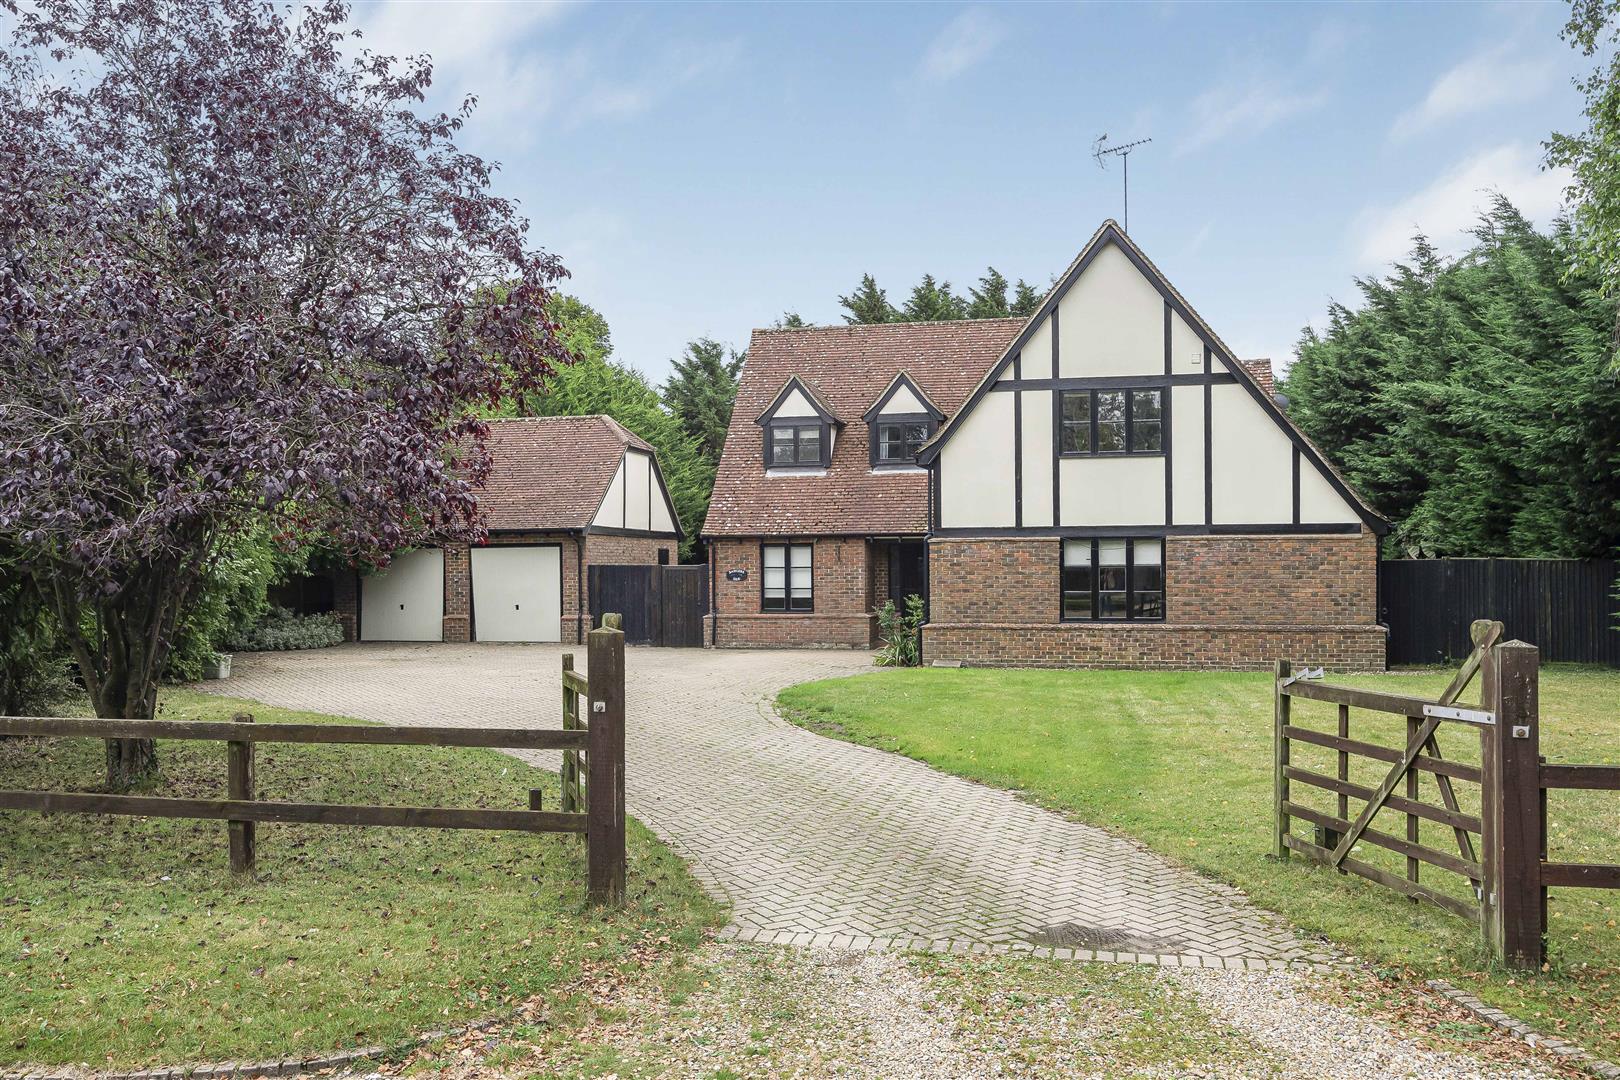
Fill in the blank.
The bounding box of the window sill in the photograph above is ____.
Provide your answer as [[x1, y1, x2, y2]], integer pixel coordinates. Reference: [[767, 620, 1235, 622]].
[[1056, 451, 1167, 460], [870, 464, 926, 474], [765, 466, 828, 477]]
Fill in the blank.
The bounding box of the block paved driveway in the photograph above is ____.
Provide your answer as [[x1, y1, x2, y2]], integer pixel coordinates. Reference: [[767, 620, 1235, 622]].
[[216, 643, 1328, 969]]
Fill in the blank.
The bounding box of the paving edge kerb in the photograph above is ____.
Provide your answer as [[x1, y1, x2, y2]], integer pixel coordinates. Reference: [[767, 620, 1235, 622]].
[[1426, 979, 1620, 1080], [0, 1017, 502, 1080]]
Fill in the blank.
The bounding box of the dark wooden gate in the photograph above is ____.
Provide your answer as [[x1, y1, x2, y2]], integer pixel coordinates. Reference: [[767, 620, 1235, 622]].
[[588, 564, 708, 647]]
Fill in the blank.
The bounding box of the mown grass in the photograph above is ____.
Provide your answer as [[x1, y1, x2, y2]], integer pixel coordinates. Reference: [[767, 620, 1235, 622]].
[[0, 690, 720, 1069], [778, 664, 1620, 1062]]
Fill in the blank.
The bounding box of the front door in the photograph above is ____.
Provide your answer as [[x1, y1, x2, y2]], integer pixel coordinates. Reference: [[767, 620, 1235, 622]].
[[888, 542, 927, 610]]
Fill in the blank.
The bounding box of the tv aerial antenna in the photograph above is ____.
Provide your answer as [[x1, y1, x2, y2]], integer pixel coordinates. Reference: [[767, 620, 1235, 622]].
[[1092, 134, 1152, 234]]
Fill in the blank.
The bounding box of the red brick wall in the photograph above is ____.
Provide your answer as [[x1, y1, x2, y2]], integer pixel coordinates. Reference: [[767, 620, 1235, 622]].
[[706, 537, 875, 648], [924, 532, 1385, 671]]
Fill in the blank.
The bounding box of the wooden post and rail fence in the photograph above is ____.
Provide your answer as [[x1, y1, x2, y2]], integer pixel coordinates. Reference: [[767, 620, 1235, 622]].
[[0, 617, 629, 905], [1275, 619, 1620, 970]]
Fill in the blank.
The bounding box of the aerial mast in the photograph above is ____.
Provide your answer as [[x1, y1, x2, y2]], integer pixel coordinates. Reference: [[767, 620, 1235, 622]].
[[1091, 134, 1152, 234]]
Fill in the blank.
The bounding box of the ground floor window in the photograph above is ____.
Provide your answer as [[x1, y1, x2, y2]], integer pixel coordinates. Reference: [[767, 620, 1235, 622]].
[[763, 542, 813, 611], [1061, 538, 1164, 621]]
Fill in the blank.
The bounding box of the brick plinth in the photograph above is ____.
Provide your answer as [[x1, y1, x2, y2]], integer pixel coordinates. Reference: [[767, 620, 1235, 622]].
[[923, 531, 1385, 671]]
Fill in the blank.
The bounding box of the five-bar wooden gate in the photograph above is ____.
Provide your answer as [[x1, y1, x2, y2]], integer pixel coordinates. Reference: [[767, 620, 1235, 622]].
[[1275, 619, 1620, 969]]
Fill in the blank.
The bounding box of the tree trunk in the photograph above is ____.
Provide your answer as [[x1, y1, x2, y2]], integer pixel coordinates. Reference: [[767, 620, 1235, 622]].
[[96, 660, 159, 788]]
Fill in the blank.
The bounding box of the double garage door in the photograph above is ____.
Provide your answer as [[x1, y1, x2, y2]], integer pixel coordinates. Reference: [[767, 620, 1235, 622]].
[[359, 546, 562, 643]]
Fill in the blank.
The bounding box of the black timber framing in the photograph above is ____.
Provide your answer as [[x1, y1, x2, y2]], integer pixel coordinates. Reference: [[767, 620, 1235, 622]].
[[915, 221, 1388, 535]]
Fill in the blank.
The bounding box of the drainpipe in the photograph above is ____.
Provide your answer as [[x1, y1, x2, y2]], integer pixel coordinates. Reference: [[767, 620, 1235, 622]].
[[576, 529, 586, 644], [708, 538, 718, 647]]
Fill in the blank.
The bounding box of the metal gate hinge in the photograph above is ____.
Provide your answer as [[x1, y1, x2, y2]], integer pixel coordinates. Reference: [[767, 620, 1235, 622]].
[[1422, 704, 1496, 726]]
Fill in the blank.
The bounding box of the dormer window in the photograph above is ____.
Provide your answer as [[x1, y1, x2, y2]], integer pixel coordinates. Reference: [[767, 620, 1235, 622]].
[[863, 371, 945, 470], [769, 422, 825, 466], [874, 419, 933, 465], [756, 376, 840, 471]]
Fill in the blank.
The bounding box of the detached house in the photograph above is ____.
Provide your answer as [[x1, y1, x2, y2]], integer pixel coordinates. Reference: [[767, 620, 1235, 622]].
[[703, 221, 1388, 670]]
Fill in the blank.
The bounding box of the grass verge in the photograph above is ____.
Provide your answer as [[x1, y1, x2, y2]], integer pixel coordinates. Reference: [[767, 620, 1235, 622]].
[[0, 689, 720, 1069], [777, 664, 1620, 1062]]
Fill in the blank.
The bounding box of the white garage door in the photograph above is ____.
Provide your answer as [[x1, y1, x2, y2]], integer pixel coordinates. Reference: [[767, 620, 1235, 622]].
[[471, 545, 561, 643], [360, 548, 445, 642]]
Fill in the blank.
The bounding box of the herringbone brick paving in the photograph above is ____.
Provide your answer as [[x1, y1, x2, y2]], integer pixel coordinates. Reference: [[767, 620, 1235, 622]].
[[216, 643, 1330, 968]]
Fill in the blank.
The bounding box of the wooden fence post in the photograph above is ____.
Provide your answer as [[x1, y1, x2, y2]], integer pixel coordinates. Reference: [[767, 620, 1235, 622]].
[[1274, 659, 1290, 861], [561, 653, 580, 814], [1481, 639, 1544, 970], [227, 712, 256, 875], [586, 616, 626, 905]]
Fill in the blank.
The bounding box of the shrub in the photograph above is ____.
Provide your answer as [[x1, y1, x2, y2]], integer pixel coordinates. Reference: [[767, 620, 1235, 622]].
[[0, 565, 74, 714], [874, 594, 926, 667], [226, 607, 344, 653]]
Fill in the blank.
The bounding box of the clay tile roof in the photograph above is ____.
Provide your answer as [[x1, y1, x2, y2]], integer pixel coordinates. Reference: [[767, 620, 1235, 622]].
[[477, 415, 652, 531], [1242, 359, 1276, 396], [703, 318, 1025, 537]]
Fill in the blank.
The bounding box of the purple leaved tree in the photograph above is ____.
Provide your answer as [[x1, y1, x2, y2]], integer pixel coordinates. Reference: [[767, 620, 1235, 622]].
[[0, 0, 570, 784]]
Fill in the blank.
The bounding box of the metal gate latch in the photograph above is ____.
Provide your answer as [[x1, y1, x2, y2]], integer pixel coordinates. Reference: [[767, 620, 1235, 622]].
[[593, 700, 606, 713]]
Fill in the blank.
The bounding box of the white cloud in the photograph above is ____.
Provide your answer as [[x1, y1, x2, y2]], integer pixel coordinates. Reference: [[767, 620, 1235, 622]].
[[349, 2, 736, 135], [355, 1, 574, 75], [917, 8, 1005, 83], [1352, 143, 1570, 267], [1391, 44, 1563, 139], [1177, 77, 1326, 155]]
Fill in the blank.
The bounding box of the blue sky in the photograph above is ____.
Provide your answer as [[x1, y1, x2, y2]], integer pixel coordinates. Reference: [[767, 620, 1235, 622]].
[[354, 0, 1585, 381]]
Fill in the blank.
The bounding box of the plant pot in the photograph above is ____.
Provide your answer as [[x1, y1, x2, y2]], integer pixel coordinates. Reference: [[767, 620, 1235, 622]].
[[202, 653, 233, 680]]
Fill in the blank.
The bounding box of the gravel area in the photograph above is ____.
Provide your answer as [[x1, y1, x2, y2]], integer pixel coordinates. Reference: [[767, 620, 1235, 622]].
[[1166, 967, 1564, 1080], [384, 943, 1570, 1079]]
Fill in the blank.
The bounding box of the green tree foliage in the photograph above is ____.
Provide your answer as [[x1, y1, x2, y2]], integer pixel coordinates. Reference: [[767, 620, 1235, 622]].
[[1547, 0, 1620, 349], [967, 267, 1011, 318], [549, 294, 613, 364], [837, 268, 1037, 324], [0, 557, 72, 716], [902, 274, 969, 322], [838, 274, 897, 324], [775, 312, 809, 329], [1012, 279, 1044, 317], [1282, 199, 1620, 560], [663, 338, 746, 468]]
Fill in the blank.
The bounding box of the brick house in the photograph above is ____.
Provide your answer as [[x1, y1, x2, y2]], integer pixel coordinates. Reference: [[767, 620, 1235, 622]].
[[703, 221, 1389, 669], [335, 415, 681, 644]]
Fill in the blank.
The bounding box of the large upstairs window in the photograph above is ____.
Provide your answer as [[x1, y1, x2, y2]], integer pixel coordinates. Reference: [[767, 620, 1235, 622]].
[[1058, 389, 1163, 456]]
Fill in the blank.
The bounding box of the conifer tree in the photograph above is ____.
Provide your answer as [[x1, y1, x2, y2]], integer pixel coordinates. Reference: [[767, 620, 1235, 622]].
[[903, 274, 968, 321], [663, 338, 746, 468], [1011, 279, 1044, 317], [1283, 198, 1620, 560], [838, 274, 897, 324], [967, 267, 1011, 318]]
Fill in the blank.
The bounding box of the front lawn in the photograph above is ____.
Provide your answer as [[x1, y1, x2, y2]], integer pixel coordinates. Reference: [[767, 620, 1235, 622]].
[[0, 691, 719, 1070], [778, 665, 1620, 1063]]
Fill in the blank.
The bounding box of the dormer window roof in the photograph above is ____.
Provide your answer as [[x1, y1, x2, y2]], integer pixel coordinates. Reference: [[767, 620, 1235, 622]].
[[757, 375, 840, 469], [861, 371, 944, 424], [863, 371, 943, 468]]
